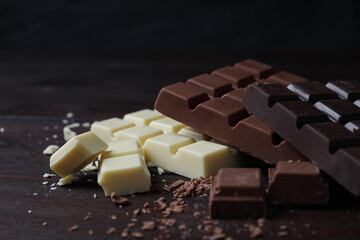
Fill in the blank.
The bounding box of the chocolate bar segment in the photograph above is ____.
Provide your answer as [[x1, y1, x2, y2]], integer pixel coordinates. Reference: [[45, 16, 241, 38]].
[[266, 71, 307, 86], [211, 66, 255, 88], [209, 168, 266, 218], [234, 59, 274, 79], [287, 81, 339, 103], [314, 99, 360, 124], [326, 80, 360, 101], [268, 161, 329, 205], [155, 60, 309, 164], [243, 82, 360, 196]]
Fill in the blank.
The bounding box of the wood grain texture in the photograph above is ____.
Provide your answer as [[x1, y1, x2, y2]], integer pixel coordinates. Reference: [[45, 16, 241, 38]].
[[0, 52, 359, 240]]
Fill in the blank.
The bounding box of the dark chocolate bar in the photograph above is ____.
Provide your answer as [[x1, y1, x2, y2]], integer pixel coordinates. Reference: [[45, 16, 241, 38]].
[[268, 161, 329, 205], [209, 168, 266, 218], [243, 80, 360, 196], [155, 59, 308, 164]]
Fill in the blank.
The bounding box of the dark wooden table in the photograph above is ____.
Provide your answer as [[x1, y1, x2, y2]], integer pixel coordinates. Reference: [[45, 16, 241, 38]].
[[0, 52, 359, 240]]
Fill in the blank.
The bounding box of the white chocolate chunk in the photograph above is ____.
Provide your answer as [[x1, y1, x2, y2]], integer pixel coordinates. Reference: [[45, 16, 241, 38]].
[[124, 109, 165, 126], [98, 154, 151, 196], [178, 126, 211, 141], [43, 145, 59, 155], [113, 125, 162, 146], [149, 117, 186, 133], [100, 140, 141, 162], [57, 175, 75, 186], [50, 132, 108, 177], [83, 162, 98, 171], [143, 133, 241, 178], [90, 118, 134, 143], [63, 127, 76, 141]]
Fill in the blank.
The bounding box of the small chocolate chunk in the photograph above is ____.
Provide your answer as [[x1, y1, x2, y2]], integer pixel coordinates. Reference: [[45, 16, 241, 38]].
[[209, 168, 266, 218], [268, 161, 329, 205]]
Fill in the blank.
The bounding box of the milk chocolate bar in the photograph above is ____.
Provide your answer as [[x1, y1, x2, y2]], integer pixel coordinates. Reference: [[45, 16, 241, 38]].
[[243, 81, 360, 196], [268, 161, 329, 205], [155, 59, 308, 164], [209, 168, 266, 218]]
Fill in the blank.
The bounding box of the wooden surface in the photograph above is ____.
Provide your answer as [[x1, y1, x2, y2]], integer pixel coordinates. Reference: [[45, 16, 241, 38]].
[[0, 52, 359, 240]]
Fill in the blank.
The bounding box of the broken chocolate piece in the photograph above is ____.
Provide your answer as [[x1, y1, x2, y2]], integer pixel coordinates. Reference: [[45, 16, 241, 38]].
[[268, 161, 329, 205], [209, 168, 266, 218]]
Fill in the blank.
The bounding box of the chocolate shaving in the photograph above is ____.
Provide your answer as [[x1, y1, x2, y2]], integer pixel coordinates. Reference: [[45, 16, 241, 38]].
[[133, 208, 140, 216], [173, 177, 212, 198], [68, 225, 79, 232], [84, 215, 92, 221], [163, 179, 185, 192], [121, 228, 130, 238], [131, 232, 144, 239], [277, 231, 288, 237], [110, 192, 129, 206], [141, 221, 155, 231], [161, 218, 176, 227], [128, 222, 135, 228], [42, 222, 48, 227], [249, 226, 262, 238], [88, 230, 94, 236], [107, 227, 116, 235]]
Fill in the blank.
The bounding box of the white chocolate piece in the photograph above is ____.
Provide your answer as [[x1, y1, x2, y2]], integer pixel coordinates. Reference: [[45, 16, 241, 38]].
[[149, 117, 186, 133], [98, 154, 151, 196], [113, 125, 162, 146], [43, 145, 59, 155], [178, 126, 211, 141], [90, 118, 134, 143], [50, 132, 108, 177], [143, 133, 241, 178], [57, 175, 75, 186], [124, 109, 165, 126], [100, 140, 141, 162], [63, 127, 76, 141]]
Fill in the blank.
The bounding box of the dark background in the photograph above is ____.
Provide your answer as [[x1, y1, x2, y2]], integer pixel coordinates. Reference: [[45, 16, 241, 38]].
[[1, 0, 360, 117], [1, 0, 360, 53]]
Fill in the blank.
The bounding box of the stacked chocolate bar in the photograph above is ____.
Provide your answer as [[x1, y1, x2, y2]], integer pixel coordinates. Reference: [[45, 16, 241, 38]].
[[155, 59, 359, 218]]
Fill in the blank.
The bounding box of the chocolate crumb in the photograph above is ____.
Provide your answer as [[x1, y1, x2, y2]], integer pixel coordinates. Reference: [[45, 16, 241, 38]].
[[128, 223, 135, 228], [162, 179, 167, 183], [141, 221, 155, 231], [107, 227, 116, 235], [257, 217, 266, 227], [279, 225, 287, 230], [155, 197, 166, 202], [68, 225, 79, 232], [249, 226, 262, 238], [133, 208, 140, 216], [277, 231, 288, 237], [178, 224, 187, 230], [144, 202, 150, 208], [163, 179, 185, 192], [84, 215, 92, 221], [121, 228, 130, 238], [42, 222, 48, 227], [161, 218, 176, 227], [110, 214, 117, 220], [131, 218, 138, 222], [110, 192, 129, 206], [131, 194, 136, 197], [142, 208, 151, 214], [194, 211, 201, 217], [158, 202, 167, 210], [131, 232, 144, 239], [158, 225, 167, 231], [93, 193, 97, 199], [88, 230, 94, 236]]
